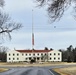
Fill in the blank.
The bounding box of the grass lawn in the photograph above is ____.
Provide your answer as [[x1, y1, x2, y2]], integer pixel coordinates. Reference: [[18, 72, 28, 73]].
[[53, 66, 76, 75]]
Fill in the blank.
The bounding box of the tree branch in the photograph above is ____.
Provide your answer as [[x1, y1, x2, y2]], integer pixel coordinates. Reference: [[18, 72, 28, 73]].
[[36, 0, 75, 23], [0, 12, 22, 40]]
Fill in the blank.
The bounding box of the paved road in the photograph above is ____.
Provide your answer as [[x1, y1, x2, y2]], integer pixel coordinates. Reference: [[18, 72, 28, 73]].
[[0, 64, 76, 75], [0, 67, 59, 75]]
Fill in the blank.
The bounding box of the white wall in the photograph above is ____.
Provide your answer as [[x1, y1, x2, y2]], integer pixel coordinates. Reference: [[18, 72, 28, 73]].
[[7, 50, 22, 62], [7, 50, 62, 62], [48, 50, 62, 62]]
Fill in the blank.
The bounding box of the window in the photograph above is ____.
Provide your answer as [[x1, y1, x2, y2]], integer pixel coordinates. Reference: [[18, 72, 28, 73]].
[[29, 54, 31, 56], [26, 58, 28, 60], [17, 58, 19, 60], [54, 57, 56, 60], [13, 54, 15, 56], [13, 58, 15, 60], [50, 53, 51, 55], [17, 54, 19, 56], [54, 53, 56, 55], [37, 53, 39, 56], [41, 57, 43, 60], [41, 53, 43, 56], [9, 58, 11, 60], [33, 54, 35, 56], [58, 53, 60, 55], [50, 58, 51, 60], [26, 54, 27, 56], [29, 57, 31, 60], [45, 53, 46, 55], [9, 54, 11, 56], [37, 57, 39, 60], [58, 58, 60, 60]]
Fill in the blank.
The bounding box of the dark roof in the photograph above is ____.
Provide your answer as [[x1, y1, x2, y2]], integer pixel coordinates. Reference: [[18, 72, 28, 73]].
[[16, 50, 52, 53]]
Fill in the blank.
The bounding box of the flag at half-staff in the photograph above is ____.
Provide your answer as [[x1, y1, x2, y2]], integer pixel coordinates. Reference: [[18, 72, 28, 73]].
[[32, 33, 34, 45]]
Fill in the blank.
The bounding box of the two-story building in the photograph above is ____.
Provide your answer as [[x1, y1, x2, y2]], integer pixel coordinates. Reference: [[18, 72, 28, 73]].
[[7, 50, 62, 62]]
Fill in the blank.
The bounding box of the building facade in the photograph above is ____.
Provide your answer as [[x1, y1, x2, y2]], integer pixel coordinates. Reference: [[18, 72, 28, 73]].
[[7, 50, 62, 62]]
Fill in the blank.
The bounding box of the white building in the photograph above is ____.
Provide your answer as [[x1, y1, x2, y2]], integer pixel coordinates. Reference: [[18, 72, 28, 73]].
[[7, 50, 62, 62]]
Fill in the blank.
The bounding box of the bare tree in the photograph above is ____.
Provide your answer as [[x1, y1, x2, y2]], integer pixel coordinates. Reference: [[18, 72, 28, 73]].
[[0, 0, 22, 40], [36, 0, 76, 23], [0, 0, 4, 7], [0, 12, 22, 40]]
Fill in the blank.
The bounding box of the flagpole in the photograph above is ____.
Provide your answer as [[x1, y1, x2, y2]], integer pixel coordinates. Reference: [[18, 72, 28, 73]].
[[32, 9, 34, 50], [32, 9, 34, 60]]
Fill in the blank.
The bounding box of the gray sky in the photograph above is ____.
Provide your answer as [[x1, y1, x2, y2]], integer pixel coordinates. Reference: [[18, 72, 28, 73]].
[[2, 0, 76, 50]]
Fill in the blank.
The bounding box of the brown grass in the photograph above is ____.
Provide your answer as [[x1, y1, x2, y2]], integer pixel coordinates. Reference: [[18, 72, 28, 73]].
[[0, 62, 76, 67], [3, 62, 68, 67], [53, 66, 76, 75], [0, 68, 8, 72]]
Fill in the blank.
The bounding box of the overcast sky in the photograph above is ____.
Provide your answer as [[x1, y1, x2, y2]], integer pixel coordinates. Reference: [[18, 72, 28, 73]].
[[1, 0, 76, 50]]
